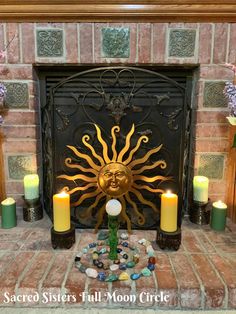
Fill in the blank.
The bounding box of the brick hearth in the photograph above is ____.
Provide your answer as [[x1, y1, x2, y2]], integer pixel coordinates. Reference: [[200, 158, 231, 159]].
[[0, 211, 235, 310]]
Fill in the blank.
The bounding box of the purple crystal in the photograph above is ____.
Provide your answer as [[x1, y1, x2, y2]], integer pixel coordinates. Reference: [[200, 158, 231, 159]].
[[0, 83, 7, 98], [224, 81, 236, 116]]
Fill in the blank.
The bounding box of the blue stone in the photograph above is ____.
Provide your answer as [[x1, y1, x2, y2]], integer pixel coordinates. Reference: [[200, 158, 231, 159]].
[[89, 242, 97, 248], [130, 273, 141, 280], [117, 248, 122, 253], [98, 272, 106, 281], [122, 241, 129, 247], [147, 263, 155, 271], [119, 263, 127, 270]]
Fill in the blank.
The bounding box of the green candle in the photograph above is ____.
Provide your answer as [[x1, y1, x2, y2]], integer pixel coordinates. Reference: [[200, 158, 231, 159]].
[[24, 174, 39, 200], [1, 197, 17, 229], [210, 200, 227, 231], [193, 176, 209, 203]]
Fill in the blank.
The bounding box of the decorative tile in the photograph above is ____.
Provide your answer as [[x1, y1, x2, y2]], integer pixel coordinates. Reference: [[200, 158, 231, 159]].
[[36, 29, 63, 57], [203, 81, 228, 108], [169, 29, 196, 57], [198, 155, 224, 179], [8, 155, 36, 180], [102, 27, 130, 58], [3, 82, 29, 108]]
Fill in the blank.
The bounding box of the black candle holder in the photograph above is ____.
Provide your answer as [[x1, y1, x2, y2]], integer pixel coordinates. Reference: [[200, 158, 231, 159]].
[[189, 199, 211, 225], [156, 226, 181, 251], [51, 225, 75, 249], [22, 196, 43, 222]]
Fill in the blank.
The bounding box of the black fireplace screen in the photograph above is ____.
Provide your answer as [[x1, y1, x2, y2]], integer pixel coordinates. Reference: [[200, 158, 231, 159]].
[[39, 66, 194, 230]]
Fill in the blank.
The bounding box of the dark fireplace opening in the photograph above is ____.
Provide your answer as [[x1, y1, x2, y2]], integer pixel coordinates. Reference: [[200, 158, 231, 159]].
[[38, 66, 195, 230]]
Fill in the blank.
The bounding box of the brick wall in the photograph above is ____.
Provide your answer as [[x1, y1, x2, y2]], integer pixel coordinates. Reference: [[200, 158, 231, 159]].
[[0, 22, 235, 206]]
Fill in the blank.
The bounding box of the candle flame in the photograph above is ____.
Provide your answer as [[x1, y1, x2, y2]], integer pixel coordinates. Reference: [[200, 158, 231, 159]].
[[166, 190, 172, 195]]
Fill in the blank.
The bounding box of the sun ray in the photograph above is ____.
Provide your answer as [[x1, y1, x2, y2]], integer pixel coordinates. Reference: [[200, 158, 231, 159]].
[[94, 196, 111, 232], [123, 135, 149, 165], [128, 144, 163, 169], [64, 158, 98, 176], [133, 174, 171, 183], [67, 145, 100, 171], [132, 160, 167, 175], [117, 124, 135, 162], [71, 188, 101, 207], [111, 125, 120, 161], [94, 124, 111, 163], [62, 183, 97, 195], [119, 196, 132, 234], [82, 135, 105, 166], [57, 173, 97, 182], [132, 182, 165, 194], [130, 188, 158, 212], [125, 192, 145, 225], [78, 192, 106, 219]]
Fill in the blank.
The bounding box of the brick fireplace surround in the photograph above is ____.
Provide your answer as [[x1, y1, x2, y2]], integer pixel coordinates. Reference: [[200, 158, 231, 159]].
[[0, 22, 236, 311]]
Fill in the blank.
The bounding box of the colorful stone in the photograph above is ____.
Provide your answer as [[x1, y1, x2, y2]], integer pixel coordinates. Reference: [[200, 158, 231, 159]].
[[126, 261, 135, 268], [74, 256, 81, 262], [148, 250, 155, 257], [138, 238, 146, 245], [110, 264, 119, 271], [117, 248, 122, 253], [103, 262, 109, 270], [133, 254, 139, 264], [123, 254, 128, 259], [105, 274, 118, 282], [147, 263, 155, 271], [146, 245, 154, 254], [122, 241, 129, 247], [98, 272, 106, 281], [120, 258, 126, 264], [79, 264, 87, 273], [89, 242, 97, 248], [141, 267, 152, 277], [130, 273, 141, 280], [99, 247, 107, 254], [114, 259, 120, 264], [119, 272, 129, 281], [75, 261, 81, 269], [148, 257, 156, 264], [120, 232, 128, 240], [93, 259, 100, 266], [98, 230, 109, 240], [97, 262, 104, 269], [119, 263, 127, 270], [82, 247, 88, 253], [85, 268, 98, 278], [92, 252, 99, 260]]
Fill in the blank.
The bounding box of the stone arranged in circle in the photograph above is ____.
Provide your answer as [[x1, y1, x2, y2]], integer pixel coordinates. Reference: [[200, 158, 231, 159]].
[[130, 273, 141, 280]]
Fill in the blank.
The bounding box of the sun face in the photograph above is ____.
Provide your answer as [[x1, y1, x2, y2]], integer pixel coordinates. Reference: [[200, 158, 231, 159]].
[[57, 124, 170, 233]]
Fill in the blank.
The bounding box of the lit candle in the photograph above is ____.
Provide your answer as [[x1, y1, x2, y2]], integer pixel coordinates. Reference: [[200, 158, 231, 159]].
[[1, 197, 17, 229], [210, 200, 227, 231], [106, 199, 122, 260], [160, 191, 178, 232], [53, 191, 70, 232], [24, 174, 39, 200], [193, 176, 209, 203]]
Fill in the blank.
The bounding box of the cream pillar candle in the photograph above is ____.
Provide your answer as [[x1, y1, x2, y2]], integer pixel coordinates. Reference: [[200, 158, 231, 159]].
[[193, 176, 209, 203]]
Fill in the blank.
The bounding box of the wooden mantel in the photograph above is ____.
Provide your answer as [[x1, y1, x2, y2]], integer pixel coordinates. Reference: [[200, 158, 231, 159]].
[[0, 0, 236, 22]]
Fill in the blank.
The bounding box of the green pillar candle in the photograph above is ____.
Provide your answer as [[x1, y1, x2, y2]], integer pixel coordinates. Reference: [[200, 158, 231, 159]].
[[1, 197, 17, 229], [193, 176, 209, 203], [210, 200, 227, 231], [24, 174, 39, 200]]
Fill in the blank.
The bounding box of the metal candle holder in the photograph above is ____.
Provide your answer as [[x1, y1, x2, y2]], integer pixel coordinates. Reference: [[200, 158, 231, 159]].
[[156, 226, 181, 251], [51, 225, 75, 249], [189, 199, 211, 225], [22, 196, 43, 222]]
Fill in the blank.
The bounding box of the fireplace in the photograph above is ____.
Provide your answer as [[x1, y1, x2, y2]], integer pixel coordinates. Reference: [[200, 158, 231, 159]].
[[38, 66, 194, 230]]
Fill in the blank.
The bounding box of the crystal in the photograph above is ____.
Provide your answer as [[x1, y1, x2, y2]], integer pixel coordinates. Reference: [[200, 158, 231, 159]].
[[120, 251, 126, 256], [141, 267, 152, 277], [76, 252, 83, 258], [98, 272, 106, 281], [99, 248, 107, 254], [146, 245, 154, 254], [120, 258, 126, 263], [123, 254, 128, 259], [75, 261, 81, 269], [133, 254, 139, 264], [126, 261, 135, 268], [117, 248, 122, 253], [74, 256, 81, 262], [148, 250, 155, 257], [119, 263, 127, 270], [103, 262, 109, 270], [82, 248, 88, 254], [122, 241, 129, 247], [138, 238, 146, 245], [79, 264, 87, 273], [120, 232, 128, 240], [93, 259, 100, 266], [97, 262, 104, 269], [114, 259, 120, 264], [130, 273, 141, 280], [105, 274, 118, 282], [147, 263, 155, 271], [98, 230, 109, 240], [110, 264, 119, 271], [92, 253, 99, 260], [148, 257, 156, 264], [89, 242, 97, 248], [119, 272, 129, 281], [85, 268, 98, 278]]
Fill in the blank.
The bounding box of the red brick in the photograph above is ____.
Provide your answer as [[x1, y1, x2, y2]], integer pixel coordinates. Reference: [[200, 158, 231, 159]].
[[65, 263, 86, 304], [0, 242, 20, 251], [209, 254, 236, 308], [87, 280, 109, 306], [169, 23, 198, 29], [0, 65, 34, 80], [153, 23, 167, 64], [0, 252, 34, 304], [199, 24, 212, 64], [182, 230, 203, 253], [209, 181, 227, 196], [3, 140, 37, 153], [196, 124, 229, 138], [127, 23, 137, 63], [199, 65, 233, 80], [19, 229, 50, 251], [195, 139, 229, 153], [21, 23, 35, 64], [94, 23, 108, 63], [170, 254, 201, 308], [154, 254, 178, 307], [3, 126, 38, 139], [111, 280, 132, 306], [6, 181, 24, 194], [138, 23, 151, 63], [0, 228, 32, 242], [6, 23, 20, 64], [196, 110, 229, 124], [80, 23, 93, 63], [194, 231, 216, 253], [65, 23, 78, 63], [0, 23, 6, 63], [0, 252, 16, 275], [190, 254, 225, 308], [228, 24, 236, 63], [213, 24, 228, 64], [3, 111, 38, 125]]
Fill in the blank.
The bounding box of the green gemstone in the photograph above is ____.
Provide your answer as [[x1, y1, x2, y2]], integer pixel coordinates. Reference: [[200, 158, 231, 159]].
[[105, 274, 119, 282], [141, 267, 152, 277], [126, 261, 135, 268], [98, 231, 109, 240]]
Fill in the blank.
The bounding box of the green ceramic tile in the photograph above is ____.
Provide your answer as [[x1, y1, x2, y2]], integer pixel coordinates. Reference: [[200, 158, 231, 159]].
[[3, 82, 29, 108], [8, 155, 36, 180], [198, 154, 224, 179], [37, 29, 63, 57], [102, 27, 130, 58], [169, 29, 196, 58], [203, 81, 227, 108]]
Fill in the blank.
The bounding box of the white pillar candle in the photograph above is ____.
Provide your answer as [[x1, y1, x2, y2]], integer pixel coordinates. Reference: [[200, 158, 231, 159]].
[[193, 176, 209, 203]]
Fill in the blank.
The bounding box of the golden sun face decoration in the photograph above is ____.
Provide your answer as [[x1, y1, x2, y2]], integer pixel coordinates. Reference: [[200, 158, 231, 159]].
[[57, 124, 170, 233]]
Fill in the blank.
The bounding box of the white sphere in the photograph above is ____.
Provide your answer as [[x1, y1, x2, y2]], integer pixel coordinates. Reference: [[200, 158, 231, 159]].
[[105, 199, 122, 216]]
